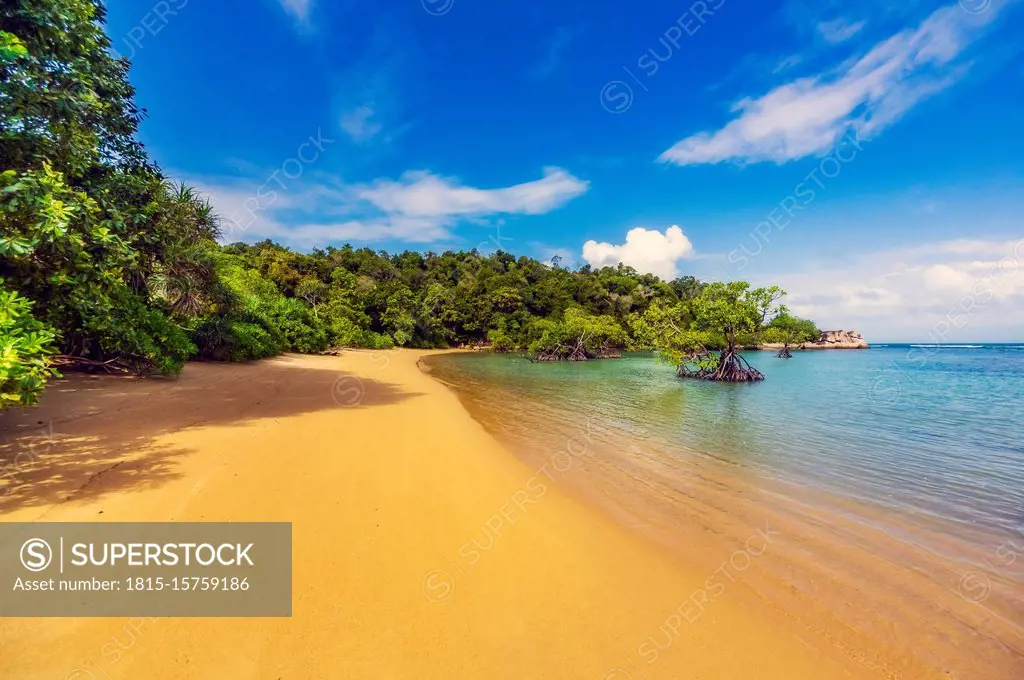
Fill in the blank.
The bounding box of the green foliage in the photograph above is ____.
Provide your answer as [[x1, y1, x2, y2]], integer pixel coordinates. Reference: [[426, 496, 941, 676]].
[[487, 327, 516, 352], [192, 317, 282, 363], [192, 254, 327, 359], [1, 5, 224, 401], [1, 0, 147, 175], [764, 314, 820, 346], [0, 165, 198, 375], [0, 31, 29, 62], [220, 242, 704, 353], [0, 283, 58, 407], [264, 297, 329, 354], [526, 307, 627, 360], [631, 282, 789, 380]]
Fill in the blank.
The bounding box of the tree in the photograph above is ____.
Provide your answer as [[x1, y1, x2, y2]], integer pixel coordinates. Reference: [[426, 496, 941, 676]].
[[381, 286, 417, 346], [633, 282, 786, 382], [526, 308, 626, 361], [296, 276, 328, 319], [763, 314, 819, 358], [0, 3, 147, 177], [0, 4, 222, 383]]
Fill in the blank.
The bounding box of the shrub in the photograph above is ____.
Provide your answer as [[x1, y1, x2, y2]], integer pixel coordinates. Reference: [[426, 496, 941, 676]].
[[0, 285, 59, 408], [263, 297, 329, 354], [328, 316, 394, 349]]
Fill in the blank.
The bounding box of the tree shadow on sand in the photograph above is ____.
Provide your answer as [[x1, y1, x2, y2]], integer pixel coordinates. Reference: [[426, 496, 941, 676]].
[[0, 355, 419, 514]]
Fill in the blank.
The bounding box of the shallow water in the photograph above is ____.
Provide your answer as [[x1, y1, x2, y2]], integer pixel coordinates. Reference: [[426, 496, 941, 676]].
[[426, 346, 1024, 679]]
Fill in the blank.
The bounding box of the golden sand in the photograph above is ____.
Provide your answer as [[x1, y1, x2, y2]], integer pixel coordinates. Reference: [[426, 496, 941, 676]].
[[1, 351, 901, 679]]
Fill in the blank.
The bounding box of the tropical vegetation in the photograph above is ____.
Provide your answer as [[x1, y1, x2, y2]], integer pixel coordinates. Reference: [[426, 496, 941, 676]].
[[0, 0, 822, 407]]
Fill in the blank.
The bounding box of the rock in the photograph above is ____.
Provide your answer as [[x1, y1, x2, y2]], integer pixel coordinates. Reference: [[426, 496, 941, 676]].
[[802, 330, 869, 350]]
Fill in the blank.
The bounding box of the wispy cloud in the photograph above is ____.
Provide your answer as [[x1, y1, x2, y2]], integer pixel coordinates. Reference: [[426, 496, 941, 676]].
[[192, 168, 589, 248], [817, 18, 867, 44], [340, 106, 383, 143], [532, 26, 576, 81], [773, 54, 804, 74], [660, 2, 1007, 166], [331, 27, 413, 150], [582, 226, 695, 281], [278, 0, 312, 24]]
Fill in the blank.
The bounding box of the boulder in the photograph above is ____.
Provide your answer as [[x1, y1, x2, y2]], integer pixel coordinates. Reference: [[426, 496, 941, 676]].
[[802, 330, 869, 349]]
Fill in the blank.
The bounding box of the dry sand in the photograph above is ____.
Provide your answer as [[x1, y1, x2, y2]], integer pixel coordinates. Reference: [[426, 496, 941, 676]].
[[0, 351, 894, 679]]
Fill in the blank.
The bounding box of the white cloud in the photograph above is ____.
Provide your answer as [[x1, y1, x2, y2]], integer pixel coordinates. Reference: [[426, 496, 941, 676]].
[[764, 238, 1024, 341], [582, 226, 695, 281], [660, 2, 1006, 166], [188, 167, 588, 248], [340, 106, 383, 143], [358, 167, 589, 218], [279, 0, 311, 23], [817, 18, 866, 44]]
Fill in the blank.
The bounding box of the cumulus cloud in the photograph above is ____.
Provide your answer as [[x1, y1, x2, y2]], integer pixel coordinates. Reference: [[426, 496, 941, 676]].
[[188, 167, 588, 248], [659, 2, 1006, 166], [582, 226, 695, 281], [817, 18, 866, 44], [765, 238, 1024, 341]]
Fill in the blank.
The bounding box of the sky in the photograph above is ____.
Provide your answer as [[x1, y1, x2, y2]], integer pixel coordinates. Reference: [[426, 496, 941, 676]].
[[106, 0, 1024, 341]]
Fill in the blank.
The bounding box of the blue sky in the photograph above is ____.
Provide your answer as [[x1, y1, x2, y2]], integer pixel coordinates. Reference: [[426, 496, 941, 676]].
[[107, 0, 1024, 340]]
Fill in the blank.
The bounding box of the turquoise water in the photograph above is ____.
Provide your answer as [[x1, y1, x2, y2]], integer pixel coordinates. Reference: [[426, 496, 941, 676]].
[[430, 345, 1024, 543]]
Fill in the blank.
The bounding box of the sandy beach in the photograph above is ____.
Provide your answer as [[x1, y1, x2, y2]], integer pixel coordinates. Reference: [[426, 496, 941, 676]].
[[1, 350, 897, 679]]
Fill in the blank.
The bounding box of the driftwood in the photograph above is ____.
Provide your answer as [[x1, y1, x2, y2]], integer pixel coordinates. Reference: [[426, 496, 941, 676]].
[[53, 354, 155, 375]]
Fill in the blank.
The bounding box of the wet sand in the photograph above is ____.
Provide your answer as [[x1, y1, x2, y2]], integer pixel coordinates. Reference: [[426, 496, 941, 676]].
[[0, 351, 931, 679]]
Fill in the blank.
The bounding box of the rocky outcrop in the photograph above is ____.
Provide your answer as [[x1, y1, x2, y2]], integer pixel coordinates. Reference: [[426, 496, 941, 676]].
[[760, 330, 869, 351], [803, 330, 869, 349]]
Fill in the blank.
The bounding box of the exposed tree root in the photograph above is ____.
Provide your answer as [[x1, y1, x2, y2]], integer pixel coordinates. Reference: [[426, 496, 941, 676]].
[[528, 333, 621, 362], [677, 349, 765, 382]]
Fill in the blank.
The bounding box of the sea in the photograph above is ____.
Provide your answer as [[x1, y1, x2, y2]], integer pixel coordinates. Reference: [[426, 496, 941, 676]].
[[425, 344, 1024, 679]]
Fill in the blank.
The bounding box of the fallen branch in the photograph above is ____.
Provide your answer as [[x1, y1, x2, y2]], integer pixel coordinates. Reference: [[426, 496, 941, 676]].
[[53, 354, 155, 376]]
